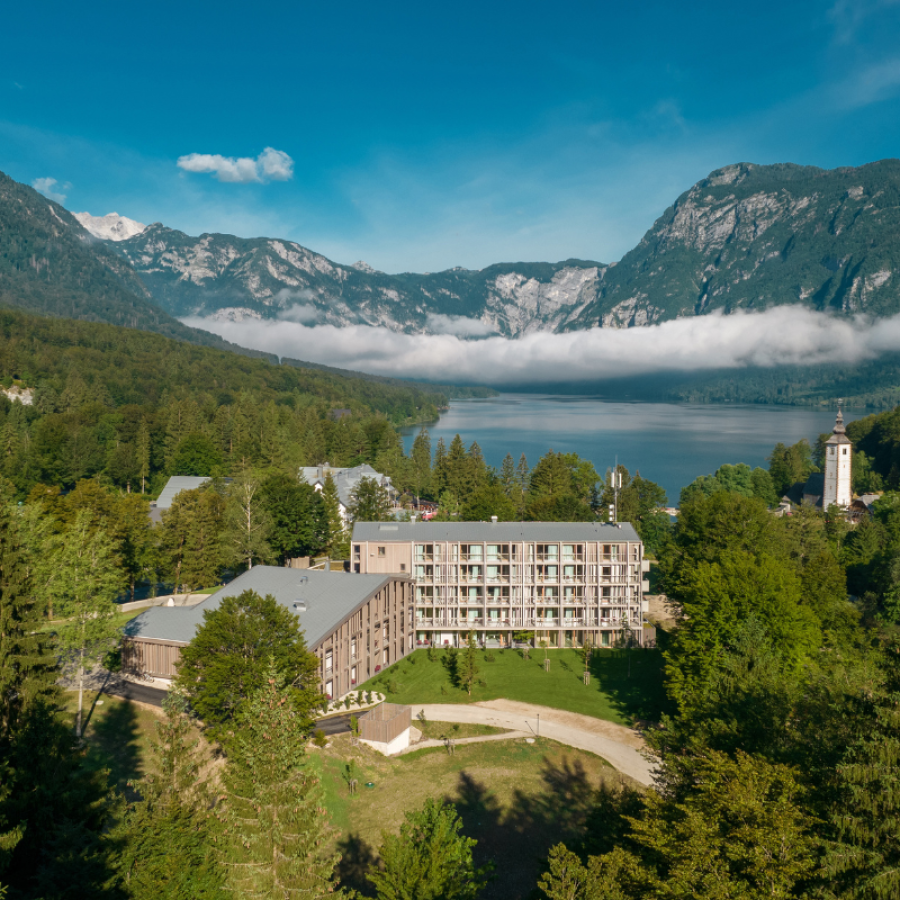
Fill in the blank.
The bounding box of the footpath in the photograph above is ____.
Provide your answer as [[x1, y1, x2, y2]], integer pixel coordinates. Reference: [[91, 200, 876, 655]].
[[409, 699, 654, 786]]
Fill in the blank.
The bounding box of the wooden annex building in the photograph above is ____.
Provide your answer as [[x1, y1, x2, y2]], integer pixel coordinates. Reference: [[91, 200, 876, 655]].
[[123, 567, 414, 700]]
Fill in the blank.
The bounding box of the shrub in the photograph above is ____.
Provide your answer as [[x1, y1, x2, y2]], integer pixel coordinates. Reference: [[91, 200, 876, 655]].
[[387, 679, 399, 693], [313, 729, 327, 747], [344, 695, 353, 710], [409, 656, 417, 665], [364, 691, 371, 704], [477, 678, 487, 688], [350, 714, 359, 736], [440, 685, 447, 695], [484, 653, 495, 663]]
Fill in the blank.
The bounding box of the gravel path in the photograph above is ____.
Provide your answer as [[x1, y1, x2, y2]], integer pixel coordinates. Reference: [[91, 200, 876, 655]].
[[411, 701, 654, 785]]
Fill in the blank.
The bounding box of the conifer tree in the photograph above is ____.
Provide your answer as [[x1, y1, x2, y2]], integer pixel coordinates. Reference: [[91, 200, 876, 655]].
[[216, 663, 343, 899], [500, 453, 517, 499], [321, 474, 349, 558], [136, 420, 151, 494], [411, 428, 432, 499], [113, 692, 226, 899], [369, 798, 490, 900], [160, 487, 226, 592], [432, 438, 448, 496], [0, 484, 55, 739], [459, 632, 480, 696], [516, 453, 530, 498], [347, 476, 393, 522]]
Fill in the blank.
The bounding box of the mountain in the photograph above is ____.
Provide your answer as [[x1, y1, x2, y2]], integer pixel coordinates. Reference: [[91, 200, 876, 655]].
[[73, 211, 147, 241], [0, 172, 273, 359], [113, 223, 603, 336], [567, 159, 900, 329], [105, 158, 900, 336]]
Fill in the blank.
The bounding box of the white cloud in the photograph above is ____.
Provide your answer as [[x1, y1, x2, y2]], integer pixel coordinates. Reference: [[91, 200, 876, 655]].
[[177, 147, 294, 183], [32, 176, 67, 203], [257, 147, 294, 181], [184, 306, 900, 387], [425, 313, 496, 337]]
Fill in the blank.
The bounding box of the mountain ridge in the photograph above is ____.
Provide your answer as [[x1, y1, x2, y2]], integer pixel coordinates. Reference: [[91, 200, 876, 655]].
[[91, 157, 900, 336]]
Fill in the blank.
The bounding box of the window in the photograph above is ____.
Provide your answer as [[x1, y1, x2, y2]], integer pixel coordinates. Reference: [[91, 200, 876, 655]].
[[350, 638, 357, 658], [400, 563, 406, 572], [843, 448, 848, 455], [378, 547, 386, 557], [325, 652, 333, 672]]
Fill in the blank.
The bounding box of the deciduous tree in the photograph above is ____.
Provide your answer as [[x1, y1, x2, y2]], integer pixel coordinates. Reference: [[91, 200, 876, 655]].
[[175, 590, 322, 744]]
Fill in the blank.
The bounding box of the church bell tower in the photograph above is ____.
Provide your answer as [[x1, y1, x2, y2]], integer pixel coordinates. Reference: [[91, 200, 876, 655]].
[[823, 404, 852, 509]]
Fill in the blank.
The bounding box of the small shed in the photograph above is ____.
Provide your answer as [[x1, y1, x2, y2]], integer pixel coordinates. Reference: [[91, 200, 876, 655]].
[[359, 703, 411, 755]]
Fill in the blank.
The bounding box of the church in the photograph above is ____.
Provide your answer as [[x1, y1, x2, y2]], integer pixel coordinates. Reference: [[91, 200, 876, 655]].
[[785, 408, 852, 509]]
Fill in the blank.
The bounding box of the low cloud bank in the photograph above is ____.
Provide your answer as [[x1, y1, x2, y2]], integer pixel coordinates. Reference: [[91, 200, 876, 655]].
[[183, 306, 900, 386]]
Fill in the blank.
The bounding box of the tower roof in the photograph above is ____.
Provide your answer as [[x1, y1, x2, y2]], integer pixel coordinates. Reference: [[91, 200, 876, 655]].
[[826, 405, 852, 445]]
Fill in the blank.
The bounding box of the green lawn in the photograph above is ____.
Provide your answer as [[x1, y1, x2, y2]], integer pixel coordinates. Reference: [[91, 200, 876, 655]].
[[315, 732, 620, 900], [358, 647, 668, 726]]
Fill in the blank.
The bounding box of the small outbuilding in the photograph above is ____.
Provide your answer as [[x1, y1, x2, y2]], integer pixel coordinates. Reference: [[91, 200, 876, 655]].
[[358, 703, 412, 755]]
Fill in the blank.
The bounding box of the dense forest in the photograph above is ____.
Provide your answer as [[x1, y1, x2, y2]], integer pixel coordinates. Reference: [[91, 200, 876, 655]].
[[0, 309, 457, 497]]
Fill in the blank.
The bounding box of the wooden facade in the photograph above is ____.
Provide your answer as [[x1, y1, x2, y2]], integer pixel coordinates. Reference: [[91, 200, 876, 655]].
[[123, 576, 414, 699], [314, 578, 413, 700], [122, 637, 186, 678], [359, 703, 411, 745]]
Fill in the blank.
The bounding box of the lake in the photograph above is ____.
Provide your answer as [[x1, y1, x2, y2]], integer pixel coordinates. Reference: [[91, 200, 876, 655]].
[[401, 394, 852, 505]]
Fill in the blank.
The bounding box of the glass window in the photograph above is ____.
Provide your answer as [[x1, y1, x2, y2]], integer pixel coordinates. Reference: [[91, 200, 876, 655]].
[[378, 547, 386, 557]]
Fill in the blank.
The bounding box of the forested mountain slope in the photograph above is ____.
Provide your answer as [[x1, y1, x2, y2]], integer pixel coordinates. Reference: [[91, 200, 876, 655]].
[[0, 172, 272, 358], [0, 309, 447, 496], [104, 159, 900, 335]]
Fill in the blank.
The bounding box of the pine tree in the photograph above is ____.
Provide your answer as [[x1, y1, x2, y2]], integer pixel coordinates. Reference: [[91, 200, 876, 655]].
[[0, 484, 55, 739], [515, 454, 530, 514], [369, 798, 491, 900], [216, 663, 343, 899], [321, 474, 348, 558], [113, 693, 226, 899], [347, 476, 393, 522], [499, 453, 517, 499], [160, 488, 226, 592], [821, 646, 900, 898], [411, 428, 432, 499], [459, 632, 480, 697], [432, 438, 448, 496], [136, 420, 151, 494]]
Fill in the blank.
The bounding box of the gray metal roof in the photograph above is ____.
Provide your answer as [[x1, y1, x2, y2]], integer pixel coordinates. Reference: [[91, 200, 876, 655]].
[[352, 521, 641, 543], [124, 567, 395, 649], [299, 464, 394, 509], [154, 476, 211, 510]]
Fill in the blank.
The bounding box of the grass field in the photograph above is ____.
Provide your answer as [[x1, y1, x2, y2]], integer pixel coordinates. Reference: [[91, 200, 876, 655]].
[[61, 690, 166, 795], [315, 732, 621, 900], [358, 646, 668, 726], [60, 690, 624, 900]]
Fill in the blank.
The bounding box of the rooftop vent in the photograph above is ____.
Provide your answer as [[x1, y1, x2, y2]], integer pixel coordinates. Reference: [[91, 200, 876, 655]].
[[379, 525, 398, 531], [298, 576, 308, 584], [293, 600, 308, 612], [491, 515, 498, 523]]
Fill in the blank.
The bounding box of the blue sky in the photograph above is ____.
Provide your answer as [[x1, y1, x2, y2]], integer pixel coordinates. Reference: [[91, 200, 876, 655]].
[[3, 0, 900, 273]]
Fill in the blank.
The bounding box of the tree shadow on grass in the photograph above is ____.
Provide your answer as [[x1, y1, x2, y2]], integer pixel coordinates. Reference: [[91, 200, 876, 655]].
[[448, 752, 617, 900], [335, 831, 378, 896], [589, 643, 672, 725], [85, 695, 144, 798]]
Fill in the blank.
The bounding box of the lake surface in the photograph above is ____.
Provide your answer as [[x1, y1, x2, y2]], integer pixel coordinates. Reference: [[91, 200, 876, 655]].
[[401, 394, 851, 505]]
